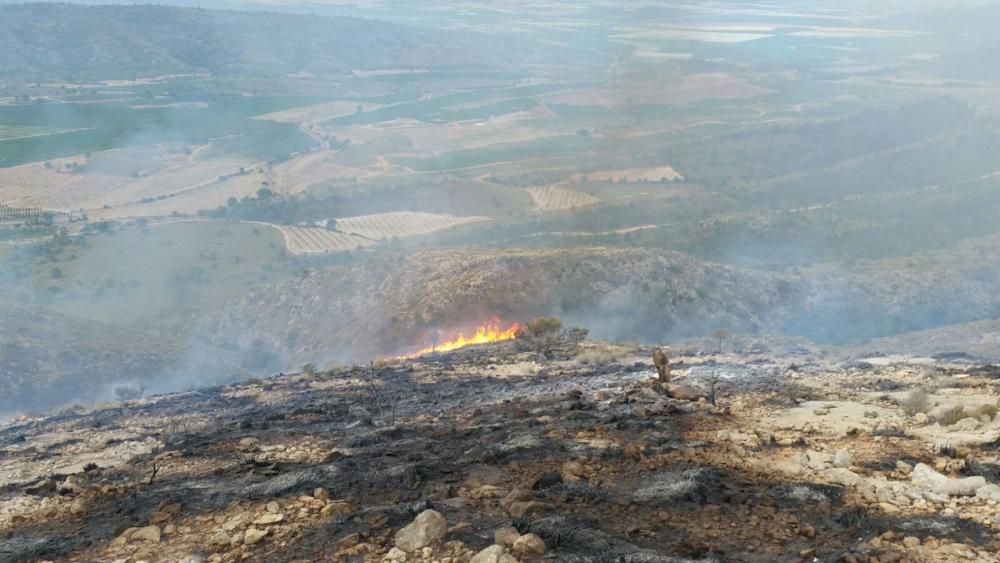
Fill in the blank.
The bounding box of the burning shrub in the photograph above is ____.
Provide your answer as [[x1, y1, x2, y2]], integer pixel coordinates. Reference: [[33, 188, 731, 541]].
[[516, 317, 588, 358]]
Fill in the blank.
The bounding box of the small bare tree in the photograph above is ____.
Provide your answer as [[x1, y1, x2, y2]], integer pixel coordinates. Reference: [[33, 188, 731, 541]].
[[713, 330, 731, 354], [365, 361, 401, 426], [706, 370, 721, 406]]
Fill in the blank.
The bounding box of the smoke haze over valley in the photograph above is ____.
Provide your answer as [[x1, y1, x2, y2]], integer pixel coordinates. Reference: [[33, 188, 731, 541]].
[[7, 2, 1000, 562], [2, 0, 1000, 413]]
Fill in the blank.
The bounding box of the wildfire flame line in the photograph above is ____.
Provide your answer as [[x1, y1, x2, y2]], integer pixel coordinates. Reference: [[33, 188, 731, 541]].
[[398, 317, 520, 359]]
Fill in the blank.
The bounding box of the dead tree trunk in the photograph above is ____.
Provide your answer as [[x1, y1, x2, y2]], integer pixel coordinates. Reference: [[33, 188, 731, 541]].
[[653, 347, 671, 383]]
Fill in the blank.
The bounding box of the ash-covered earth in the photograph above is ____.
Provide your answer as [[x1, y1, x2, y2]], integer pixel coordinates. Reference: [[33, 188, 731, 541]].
[[2, 339, 1000, 562]]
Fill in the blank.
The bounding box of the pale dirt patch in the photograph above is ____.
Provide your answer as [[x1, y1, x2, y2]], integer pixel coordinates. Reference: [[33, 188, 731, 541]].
[[0, 146, 200, 210], [271, 149, 377, 192], [128, 102, 209, 110], [769, 400, 901, 436], [576, 166, 684, 183], [86, 172, 266, 220], [330, 111, 563, 155], [526, 185, 600, 211], [550, 73, 772, 107], [612, 28, 773, 43], [791, 27, 920, 39], [352, 68, 430, 77], [73, 156, 257, 210], [255, 101, 383, 124]]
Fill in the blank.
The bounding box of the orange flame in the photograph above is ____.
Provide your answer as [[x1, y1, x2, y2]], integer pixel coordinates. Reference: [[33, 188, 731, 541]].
[[399, 317, 520, 359]]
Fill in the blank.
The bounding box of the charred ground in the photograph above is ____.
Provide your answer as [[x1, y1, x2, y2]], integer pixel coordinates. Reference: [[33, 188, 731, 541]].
[[2, 340, 999, 562]]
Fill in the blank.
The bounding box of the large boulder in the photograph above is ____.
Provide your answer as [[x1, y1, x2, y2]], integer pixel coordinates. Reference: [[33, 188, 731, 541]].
[[394, 509, 447, 552], [976, 484, 1000, 502], [911, 463, 986, 497]]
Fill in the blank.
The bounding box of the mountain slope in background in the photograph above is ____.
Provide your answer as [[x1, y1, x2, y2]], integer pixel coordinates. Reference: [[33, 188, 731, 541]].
[[0, 303, 181, 413], [0, 3, 544, 81], [0, 302, 256, 414]]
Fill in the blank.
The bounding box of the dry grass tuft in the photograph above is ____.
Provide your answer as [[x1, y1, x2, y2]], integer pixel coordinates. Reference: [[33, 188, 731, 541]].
[[975, 403, 999, 421], [937, 406, 970, 426], [900, 388, 930, 416]]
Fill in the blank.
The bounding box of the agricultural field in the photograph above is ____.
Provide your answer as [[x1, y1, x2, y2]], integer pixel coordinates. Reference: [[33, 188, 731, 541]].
[[335, 211, 490, 241], [0, 149, 258, 213], [526, 185, 600, 211], [277, 226, 374, 255]]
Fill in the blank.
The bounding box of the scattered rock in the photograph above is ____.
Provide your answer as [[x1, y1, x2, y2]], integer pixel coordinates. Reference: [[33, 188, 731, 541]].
[[494, 526, 521, 547], [560, 461, 586, 483], [24, 479, 55, 495], [336, 532, 360, 549], [394, 509, 447, 552], [507, 501, 553, 518], [254, 513, 285, 525], [238, 437, 260, 451], [244, 528, 268, 545], [470, 545, 506, 563], [975, 484, 1000, 502], [384, 546, 408, 562], [833, 449, 853, 468], [665, 383, 706, 402], [129, 526, 161, 543], [512, 533, 545, 556], [911, 463, 986, 497], [532, 472, 562, 490], [207, 531, 231, 549], [348, 405, 373, 421], [501, 487, 533, 510]]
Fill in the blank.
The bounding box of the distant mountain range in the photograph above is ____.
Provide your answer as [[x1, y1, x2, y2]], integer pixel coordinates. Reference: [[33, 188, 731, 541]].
[[0, 3, 539, 81]]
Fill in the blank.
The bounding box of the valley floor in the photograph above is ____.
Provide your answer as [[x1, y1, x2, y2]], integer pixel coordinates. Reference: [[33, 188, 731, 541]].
[[2, 342, 1000, 562]]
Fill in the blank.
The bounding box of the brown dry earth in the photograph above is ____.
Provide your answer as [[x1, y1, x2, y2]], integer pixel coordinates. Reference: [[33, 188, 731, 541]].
[[1, 342, 999, 562]]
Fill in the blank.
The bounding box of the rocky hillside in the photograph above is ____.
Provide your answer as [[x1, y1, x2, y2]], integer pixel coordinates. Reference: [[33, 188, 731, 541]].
[[192, 239, 1000, 369], [193, 248, 804, 366], [861, 320, 1000, 363]]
